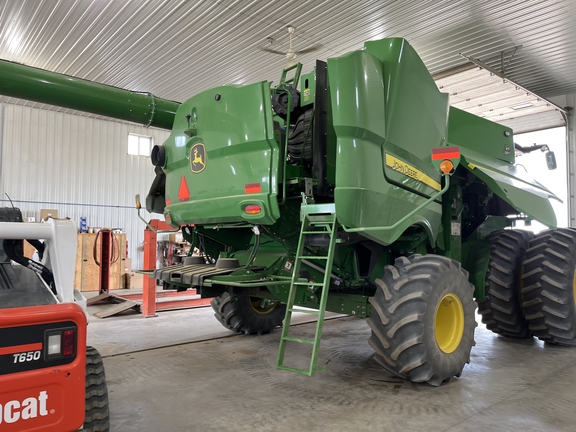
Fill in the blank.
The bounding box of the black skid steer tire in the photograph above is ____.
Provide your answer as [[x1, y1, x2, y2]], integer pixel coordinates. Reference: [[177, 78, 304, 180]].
[[211, 291, 286, 335], [477, 229, 533, 338], [84, 346, 110, 432], [522, 228, 576, 346], [367, 254, 477, 386]]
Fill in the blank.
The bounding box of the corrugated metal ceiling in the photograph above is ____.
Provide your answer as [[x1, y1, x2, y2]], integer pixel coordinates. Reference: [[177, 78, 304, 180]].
[[434, 65, 566, 131], [0, 0, 574, 111]]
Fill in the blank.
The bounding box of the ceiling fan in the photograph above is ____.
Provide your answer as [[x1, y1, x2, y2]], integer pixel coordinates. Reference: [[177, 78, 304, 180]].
[[261, 26, 322, 66]]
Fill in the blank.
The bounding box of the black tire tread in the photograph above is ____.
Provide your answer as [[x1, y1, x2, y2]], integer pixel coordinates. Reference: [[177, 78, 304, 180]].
[[84, 346, 110, 432], [210, 291, 286, 335], [367, 254, 476, 386], [477, 229, 533, 338], [522, 228, 576, 346]]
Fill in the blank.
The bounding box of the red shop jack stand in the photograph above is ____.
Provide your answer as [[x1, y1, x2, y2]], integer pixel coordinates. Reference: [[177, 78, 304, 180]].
[[138, 219, 212, 317], [141, 219, 172, 317]]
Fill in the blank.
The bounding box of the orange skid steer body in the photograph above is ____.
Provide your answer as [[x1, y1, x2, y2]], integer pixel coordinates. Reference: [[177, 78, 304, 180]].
[[0, 303, 86, 432]]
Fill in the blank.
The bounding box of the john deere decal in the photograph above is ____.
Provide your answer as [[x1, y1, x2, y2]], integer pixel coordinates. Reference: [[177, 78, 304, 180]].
[[190, 143, 206, 173], [385, 153, 440, 191]]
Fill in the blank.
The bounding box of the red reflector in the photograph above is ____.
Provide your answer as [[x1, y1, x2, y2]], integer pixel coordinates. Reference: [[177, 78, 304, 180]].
[[244, 205, 262, 215], [62, 330, 75, 356], [432, 146, 460, 160], [245, 183, 262, 194], [178, 176, 190, 201], [166, 196, 171, 205]]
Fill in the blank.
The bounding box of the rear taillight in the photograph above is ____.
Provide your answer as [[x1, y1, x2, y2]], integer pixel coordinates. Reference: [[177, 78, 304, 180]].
[[62, 330, 75, 356], [244, 205, 262, 215]]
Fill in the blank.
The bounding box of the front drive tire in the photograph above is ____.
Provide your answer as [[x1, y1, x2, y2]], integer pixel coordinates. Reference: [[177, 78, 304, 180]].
[[211, 291, 286, 335], [367, 254, 477, 386], [84, 346, 110, 432], [522, 228, 576, 346]]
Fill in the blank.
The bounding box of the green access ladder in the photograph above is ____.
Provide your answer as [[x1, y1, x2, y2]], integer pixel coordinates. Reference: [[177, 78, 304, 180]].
[[277, 205, 338, 376]]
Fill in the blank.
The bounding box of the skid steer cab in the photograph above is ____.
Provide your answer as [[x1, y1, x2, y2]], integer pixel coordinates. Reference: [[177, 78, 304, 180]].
[[0, 207, 109, 431]]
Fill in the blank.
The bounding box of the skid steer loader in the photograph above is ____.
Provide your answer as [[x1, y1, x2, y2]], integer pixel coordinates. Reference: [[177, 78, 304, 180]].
[[0, 208, 109, 431]]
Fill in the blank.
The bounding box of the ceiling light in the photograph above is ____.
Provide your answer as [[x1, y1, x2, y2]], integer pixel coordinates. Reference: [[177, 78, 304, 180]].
[[511, 103, 534, 110]]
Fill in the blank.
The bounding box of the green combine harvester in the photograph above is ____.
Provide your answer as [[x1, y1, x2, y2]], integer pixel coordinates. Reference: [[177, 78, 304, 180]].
[[1, 37, 573, 386]]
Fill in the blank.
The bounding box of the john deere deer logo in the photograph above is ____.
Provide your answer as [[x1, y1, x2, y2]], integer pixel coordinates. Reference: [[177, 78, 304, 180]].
[[190, 143, 206, 173]]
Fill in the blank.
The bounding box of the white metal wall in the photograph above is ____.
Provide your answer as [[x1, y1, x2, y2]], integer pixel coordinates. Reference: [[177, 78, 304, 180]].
[[567, 93, 576, 228], [0, 102, 171, 269]]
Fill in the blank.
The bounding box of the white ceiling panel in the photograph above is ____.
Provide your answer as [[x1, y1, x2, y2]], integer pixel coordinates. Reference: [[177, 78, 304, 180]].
[[0, 0, 574, 120], [435, 66, 565, 125]]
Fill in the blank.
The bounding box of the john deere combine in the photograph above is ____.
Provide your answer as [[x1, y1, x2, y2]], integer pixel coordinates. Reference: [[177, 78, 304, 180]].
[[1, 37, 572, 386]]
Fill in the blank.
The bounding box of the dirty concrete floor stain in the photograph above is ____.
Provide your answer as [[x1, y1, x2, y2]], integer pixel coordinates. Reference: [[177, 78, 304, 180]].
[[100, 315, 576, 432]]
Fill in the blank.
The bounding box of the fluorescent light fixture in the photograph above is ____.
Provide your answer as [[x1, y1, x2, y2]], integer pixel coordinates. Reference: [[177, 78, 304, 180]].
[[511, 103, 534, 110]]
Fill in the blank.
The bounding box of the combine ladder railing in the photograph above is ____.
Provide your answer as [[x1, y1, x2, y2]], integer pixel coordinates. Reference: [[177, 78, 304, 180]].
[[277, 205, 338, 376]]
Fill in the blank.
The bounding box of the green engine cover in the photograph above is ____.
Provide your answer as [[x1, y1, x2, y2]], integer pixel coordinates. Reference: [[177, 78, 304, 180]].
[[163, 81, 282, 226], [330, 38, 447, 246]]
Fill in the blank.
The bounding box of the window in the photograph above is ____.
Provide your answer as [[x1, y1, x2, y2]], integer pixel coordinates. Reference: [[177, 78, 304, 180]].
[[515, 127, 567, 232], [128, 133, 153, 156]]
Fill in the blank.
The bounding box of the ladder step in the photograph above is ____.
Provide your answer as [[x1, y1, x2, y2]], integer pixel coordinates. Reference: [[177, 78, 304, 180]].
[[282, 337, 315, 344], [288, 307, 321, 315], [307, 216, 336, 223], [302, 230, 329, 234], [277, 365, 327, 375], [293, 281, 324, 287], [277, 366, 311, 376], [298, 256, 328, 260]]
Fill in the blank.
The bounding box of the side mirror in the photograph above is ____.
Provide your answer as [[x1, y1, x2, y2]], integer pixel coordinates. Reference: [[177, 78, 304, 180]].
[[546, 151, 557, 170]]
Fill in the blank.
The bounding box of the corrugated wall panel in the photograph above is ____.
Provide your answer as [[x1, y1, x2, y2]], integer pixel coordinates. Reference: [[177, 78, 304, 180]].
[[0, 102, 170, 269]]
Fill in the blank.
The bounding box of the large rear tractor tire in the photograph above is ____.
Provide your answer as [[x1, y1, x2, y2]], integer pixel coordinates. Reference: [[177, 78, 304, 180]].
[[211, 291, 286, 335], [477, 229, 534, 338], [84, 346, 110, 432], [522, 228, 576, 346], [367, 254, 476, 386]]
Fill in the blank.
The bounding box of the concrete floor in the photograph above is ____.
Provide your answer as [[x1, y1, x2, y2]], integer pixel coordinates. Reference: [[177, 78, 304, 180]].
[[87, 297, 576, 432]]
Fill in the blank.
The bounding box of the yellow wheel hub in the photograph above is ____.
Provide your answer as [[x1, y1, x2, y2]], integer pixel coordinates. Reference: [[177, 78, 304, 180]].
[[249, 297, 278, 315], [435, 293, 465, 354]]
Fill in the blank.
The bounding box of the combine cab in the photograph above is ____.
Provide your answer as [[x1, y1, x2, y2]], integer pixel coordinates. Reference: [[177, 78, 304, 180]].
[[0, 37, 570, 386]]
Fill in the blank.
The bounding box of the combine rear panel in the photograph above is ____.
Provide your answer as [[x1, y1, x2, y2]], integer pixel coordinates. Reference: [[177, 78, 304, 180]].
[[163, 81, 282, 226]]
